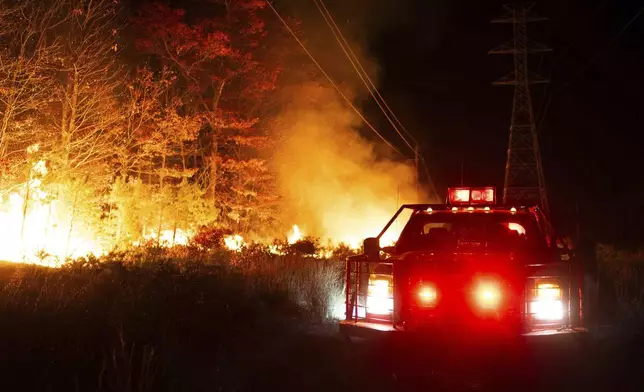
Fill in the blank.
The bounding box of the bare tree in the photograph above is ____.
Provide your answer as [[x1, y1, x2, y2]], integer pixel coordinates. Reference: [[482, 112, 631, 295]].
[[0, 0, 66, 184], [117, 67, 167, 180], [43, 0, 123, 180]]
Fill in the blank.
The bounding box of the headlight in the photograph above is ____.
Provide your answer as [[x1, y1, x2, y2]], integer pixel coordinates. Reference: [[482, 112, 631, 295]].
[[367, 278, 393, 315], [530, 282, 564, 321]]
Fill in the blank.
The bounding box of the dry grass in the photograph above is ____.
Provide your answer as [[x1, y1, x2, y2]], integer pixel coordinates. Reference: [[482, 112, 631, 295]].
[[225, 244, 345, 321], [596, 244, 644, 322], [0, 245, 348, 391]]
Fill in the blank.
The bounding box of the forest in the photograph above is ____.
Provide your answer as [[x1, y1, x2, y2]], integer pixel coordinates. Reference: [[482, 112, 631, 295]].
[[0, 0, 421, 266]]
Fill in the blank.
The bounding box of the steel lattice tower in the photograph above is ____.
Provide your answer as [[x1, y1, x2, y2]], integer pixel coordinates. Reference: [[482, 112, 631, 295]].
[[489, 3, 551, 214]]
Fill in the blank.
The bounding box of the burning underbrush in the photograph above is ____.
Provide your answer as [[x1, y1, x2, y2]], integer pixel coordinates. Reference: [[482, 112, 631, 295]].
[[0, 143, 397, 268], [0, 160, 359, 268]]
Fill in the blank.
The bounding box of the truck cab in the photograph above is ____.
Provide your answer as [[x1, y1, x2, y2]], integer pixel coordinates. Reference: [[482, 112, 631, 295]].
[[340, 187, 587, 341]]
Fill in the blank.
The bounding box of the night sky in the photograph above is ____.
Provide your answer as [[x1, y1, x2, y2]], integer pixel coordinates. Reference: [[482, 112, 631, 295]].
[[168, 0, 643, 246], [291, 0, 644, 246]]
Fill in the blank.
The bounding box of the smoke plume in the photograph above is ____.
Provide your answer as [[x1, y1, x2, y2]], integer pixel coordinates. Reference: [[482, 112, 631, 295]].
[[266, 0, 440, 246], [272, 82, 431, 247]]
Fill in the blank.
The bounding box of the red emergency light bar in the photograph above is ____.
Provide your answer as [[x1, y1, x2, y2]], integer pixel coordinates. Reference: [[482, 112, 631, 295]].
[[447, 187, 496, 205]]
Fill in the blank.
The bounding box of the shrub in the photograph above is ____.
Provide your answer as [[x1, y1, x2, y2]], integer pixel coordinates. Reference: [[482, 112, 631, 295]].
[[191, 225, 233, 250], [225, 244, 345, 322], [287, 237, 319, 256], [0, 257, 306, 391], [596, 244, 644, 322], [0, 242, 351, 390]]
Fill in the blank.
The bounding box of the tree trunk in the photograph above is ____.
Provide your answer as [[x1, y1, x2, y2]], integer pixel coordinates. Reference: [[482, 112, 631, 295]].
[[204, 79, 226, 204], [65, 182, 81, 260], [116, 211, 123, 248], [156, 203, 164, 247], [0, 95, 15, 157], [61, 66, 79, 169], [60, 80, 70, 159], [207, 139, 217, 202], [19, 179, 31, 260], [157, 150, 167, 245], [180, 141, 187, 172]]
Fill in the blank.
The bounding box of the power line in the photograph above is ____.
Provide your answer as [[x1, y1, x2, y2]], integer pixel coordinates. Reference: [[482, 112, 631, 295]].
[[313, 0, 414, 150], [312, 0, 438, 198], [265, 1, 405, 157], [312, 0, 417, 151], [419, 155, 439, 200]]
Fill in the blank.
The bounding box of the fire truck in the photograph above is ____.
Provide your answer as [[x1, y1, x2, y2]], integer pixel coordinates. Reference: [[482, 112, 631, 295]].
[[340, 187, 588, 343]]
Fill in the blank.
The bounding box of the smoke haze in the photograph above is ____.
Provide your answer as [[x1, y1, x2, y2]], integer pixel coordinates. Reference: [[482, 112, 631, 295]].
[[266, 0, 439, 245], [272, 82, 431, 246]]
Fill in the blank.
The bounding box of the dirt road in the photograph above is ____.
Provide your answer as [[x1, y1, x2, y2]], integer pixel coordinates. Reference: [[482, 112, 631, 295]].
[[301, 324, 643, 392]]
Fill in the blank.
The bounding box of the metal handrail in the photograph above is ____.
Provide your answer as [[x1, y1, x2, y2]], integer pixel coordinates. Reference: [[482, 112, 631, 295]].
[[345, 256, 583, 329]]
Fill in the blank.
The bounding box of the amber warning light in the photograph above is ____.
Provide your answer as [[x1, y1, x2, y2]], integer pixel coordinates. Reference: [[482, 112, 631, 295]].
[[447, 187, 496, 205]]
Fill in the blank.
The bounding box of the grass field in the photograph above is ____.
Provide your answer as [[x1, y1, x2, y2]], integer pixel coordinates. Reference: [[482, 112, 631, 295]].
[[0, 248, 354, 391], [0, 244, 642, 391]]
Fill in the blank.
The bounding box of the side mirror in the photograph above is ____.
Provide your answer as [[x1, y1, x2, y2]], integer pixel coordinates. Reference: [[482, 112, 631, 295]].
[[553, 236, 573, 261], [363, 237, 381, 262]]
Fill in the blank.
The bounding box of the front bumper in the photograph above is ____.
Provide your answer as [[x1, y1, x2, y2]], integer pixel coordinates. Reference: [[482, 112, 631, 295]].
[[523, 327, 589, 337], [339, 319, 588, 342]]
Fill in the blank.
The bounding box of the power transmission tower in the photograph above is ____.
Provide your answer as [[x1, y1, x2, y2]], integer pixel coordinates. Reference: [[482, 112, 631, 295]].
[[489, 3, 551, 214]]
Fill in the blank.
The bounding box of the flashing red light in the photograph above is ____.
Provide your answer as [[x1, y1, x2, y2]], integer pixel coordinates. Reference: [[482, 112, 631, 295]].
[[447, 187, 496, 205], [417, 283, 438, 307], [474, 280, 502, 310], [470, 187, 495, 203], [448, 187, 471, 204]]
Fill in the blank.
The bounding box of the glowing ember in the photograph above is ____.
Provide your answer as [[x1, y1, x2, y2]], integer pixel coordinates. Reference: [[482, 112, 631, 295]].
[[287, 224, 302, 244], [224, 234, 245, 251]]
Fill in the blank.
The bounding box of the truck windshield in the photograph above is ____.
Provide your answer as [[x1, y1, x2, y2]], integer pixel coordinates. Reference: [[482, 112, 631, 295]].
[[395, 212, 546, 253]]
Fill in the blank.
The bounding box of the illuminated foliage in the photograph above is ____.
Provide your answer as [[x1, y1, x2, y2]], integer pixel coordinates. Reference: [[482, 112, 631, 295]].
[[0, 0, 367, 264], [0, 0, 293, 262], [133, 1, 284, 229]]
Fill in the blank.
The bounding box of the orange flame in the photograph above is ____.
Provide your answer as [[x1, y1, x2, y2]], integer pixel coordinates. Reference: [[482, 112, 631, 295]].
[[223, 234, 245, 252], [0, 159, 104, 267], [287, 224, 302, 244]]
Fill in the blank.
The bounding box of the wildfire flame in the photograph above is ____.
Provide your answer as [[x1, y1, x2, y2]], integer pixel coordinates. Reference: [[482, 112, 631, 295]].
[[223, 234, 244, 252], [3, 161, 404, 265], [220, 221, 399, 258], [287, 224, 302, 244], [0, 178, 105, 266], [2, 147, 411, 265]]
